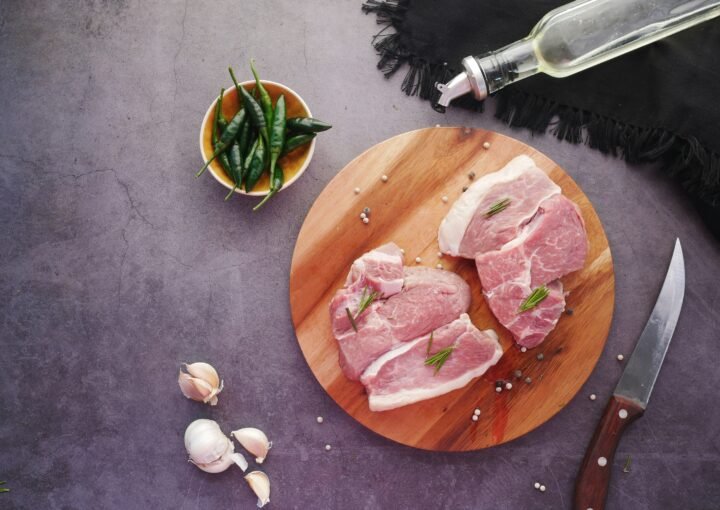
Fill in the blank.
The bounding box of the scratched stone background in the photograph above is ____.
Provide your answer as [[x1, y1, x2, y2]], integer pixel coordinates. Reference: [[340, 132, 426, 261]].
[[0, 1, 719, 509]]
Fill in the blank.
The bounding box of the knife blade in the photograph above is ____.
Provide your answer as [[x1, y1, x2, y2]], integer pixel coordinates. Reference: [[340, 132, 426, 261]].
[[574, 238, 685, 510], [613, 238, 685, 408]]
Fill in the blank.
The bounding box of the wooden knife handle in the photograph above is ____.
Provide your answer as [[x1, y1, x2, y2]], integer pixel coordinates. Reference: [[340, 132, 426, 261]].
[[574, 395, 644, 510]]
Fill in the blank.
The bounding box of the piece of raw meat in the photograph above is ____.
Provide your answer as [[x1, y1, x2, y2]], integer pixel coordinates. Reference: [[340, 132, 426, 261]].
[[360, 314, 503, 411], [438, 155, 560, 258], [330, 264, 471, 381], [475, 194, 587, 347]]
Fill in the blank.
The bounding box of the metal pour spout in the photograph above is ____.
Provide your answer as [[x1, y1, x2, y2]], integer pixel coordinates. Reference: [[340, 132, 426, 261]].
[[436, 56, 489, 108], [435, 72, 472, 108]]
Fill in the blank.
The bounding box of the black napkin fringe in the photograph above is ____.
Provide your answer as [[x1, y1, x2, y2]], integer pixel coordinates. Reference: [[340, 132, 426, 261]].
[[363, 0, 720, 224], [497, 88, 720, 207], [362, 0, 481, 110]]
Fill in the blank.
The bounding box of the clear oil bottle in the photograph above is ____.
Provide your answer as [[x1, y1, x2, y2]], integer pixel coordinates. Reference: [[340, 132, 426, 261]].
[[437, 0, 720, 107]]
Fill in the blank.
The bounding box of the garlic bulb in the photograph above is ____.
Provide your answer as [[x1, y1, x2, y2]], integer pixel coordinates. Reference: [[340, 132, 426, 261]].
[[184, 419, 247, 473], [178, 362, 223, 405], [245, 471, 270, 508], [231, 427, 272, 464]]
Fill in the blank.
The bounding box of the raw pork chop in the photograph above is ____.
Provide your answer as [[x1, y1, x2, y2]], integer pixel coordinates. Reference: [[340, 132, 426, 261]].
[[361, 314, 503, 411], [330, 261, 471, 380], [476, 194, 587, 347], [438, 155, 560, 258]]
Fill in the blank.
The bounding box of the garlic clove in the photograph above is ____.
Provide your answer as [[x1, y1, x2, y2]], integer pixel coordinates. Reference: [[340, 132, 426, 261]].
[[244, 470, 270, 508], [178, 372, 215, 403], [184, 362, 221, 389], [178, 362, 223, 406], [231, 452, 248, 472], [184, 419, 246, 473], [231, 427, 272, 464]]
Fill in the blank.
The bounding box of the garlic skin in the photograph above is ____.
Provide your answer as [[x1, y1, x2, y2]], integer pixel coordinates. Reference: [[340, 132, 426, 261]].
[[231, 427, 272, 464], [178, 362, 223, 405], [245, 471, 270, 508], [184, 419, 247, 473]]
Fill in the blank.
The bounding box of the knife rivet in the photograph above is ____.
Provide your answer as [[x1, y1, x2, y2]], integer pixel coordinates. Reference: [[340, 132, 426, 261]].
[[598, 457, 608, 467], [617, 354, 624, 361], [619, 409, 628, 419]]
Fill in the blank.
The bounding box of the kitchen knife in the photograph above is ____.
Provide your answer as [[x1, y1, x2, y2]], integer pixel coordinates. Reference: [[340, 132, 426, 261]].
[[574, 239, 685, 510]]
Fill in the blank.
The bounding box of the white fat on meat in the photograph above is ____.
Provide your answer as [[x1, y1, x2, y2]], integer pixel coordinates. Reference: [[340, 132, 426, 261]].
[[360, 314, 502, 411], [438, 155, 560, 258]]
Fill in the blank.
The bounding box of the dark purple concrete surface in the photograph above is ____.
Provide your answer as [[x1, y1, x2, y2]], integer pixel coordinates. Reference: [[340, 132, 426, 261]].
[[1, 1, 719, 509]]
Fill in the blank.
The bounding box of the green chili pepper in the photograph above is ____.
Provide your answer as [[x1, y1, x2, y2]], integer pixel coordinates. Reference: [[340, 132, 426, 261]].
[[218, 108, 246, 148], [250, 59, 273, 129], [215, 140, 233, 187], [213, 88, 225, 143], [196, 103, 247, 178], [210, 90, 233, 183], [281, 133, 315, 156], [253, 162, 284, 211], [216, 145, 232, 178], [229, 67, 268, 145], [286, 117, 332, 134], [244, 137, 266, 192], [267, 95, 286, 186], [224, 141, 243, 200], [242, 129, 258, 181], [243, 137, 258, 183], [238, 119, 251, 155], [236, 120, 251, 179], [217, 110, 228, 133]]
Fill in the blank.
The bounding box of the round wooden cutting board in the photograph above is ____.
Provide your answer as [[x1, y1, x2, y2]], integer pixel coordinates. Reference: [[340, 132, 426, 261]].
[[289, 127, 614, 451]]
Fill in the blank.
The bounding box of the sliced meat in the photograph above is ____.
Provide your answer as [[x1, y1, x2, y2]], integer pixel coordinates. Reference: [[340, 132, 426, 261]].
[[483, 280, 565, 348], [330, 264, 471, 381], [474, 194, 587, 347], [361, 314, 503, 411], [476, 194, 588, 290], [438, 155, 560, 258], [345, 242, 404, 296]]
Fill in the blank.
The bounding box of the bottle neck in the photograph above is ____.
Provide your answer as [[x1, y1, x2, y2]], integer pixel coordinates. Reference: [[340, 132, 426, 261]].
[[474, 38, 539, 94], [436, 38, 540, 107]]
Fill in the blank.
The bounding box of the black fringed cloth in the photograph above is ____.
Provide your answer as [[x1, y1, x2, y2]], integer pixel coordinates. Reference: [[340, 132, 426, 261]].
[[362, 0, 720, 239]]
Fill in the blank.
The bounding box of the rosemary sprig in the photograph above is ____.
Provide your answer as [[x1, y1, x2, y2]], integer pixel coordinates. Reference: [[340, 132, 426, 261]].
[[0, 480, 8, 493], [345, 307, 358, 332], [518, 285, 550, 312], [345, 286, 382, 333], [425, 332, 434, 356], [425, 346, 455, 375], [486, 197, 511, 217], [356, 286, 381, 318]]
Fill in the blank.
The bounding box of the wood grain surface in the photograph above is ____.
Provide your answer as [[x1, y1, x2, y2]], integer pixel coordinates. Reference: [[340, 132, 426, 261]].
[[289, 127, 615, 451]]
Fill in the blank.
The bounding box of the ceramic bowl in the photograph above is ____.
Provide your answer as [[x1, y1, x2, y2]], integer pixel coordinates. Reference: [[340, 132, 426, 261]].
[[199, 80, 315, 196]]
